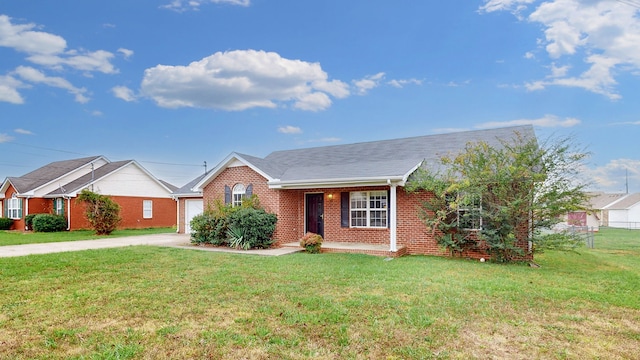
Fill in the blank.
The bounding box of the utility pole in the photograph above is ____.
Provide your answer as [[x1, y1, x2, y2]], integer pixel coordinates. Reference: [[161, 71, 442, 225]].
[[204, 161, 207, 175], [626, 168, 629, 194]]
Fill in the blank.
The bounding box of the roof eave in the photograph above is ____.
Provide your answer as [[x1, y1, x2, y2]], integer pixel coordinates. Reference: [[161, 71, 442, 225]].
[[268, 176, 407, 190]]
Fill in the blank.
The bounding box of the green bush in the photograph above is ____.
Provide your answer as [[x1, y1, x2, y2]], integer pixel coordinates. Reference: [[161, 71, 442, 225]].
[[0, 217, 13, 230], [31, 214, 67, 232], [227, 207, 277, 249], [299, 232, 323, 254], [25, 213, 43, 230], [189, 212, 229, 246], [190, 197, 277, 249]]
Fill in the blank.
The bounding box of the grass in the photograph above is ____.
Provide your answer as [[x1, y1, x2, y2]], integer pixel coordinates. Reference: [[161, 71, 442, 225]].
[[0, 227, 175, 246], [0, 227, 638, 359]]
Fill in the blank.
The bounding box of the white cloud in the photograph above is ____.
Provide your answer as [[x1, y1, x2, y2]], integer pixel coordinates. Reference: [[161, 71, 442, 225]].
[[0, 74, 25, 104], [477, 114, 581, 129], [0, 133, 14, 143], [161, 0, 250, 12], [14, 128, 33, 135], [585, 158, 640, 193], [0, 15, 118, 74], [140, 49, 350, 111], [14, 66, 89, 103], [278, 125, 302, 134], [387, 78, 423, 88], [480, 0, 640, 100], [0, 15, 66, 55], [353, 72, 385, 95], [112, 85, 137, 102], [118, 48, 134, 59]]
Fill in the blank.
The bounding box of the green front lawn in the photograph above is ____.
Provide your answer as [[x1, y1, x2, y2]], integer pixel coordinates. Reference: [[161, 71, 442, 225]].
[[0, 228, 638, 359], [0, 227, 175, 246]]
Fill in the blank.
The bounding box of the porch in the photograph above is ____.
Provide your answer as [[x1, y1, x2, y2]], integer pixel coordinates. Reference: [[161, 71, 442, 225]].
[[282, 241, 407, 258]]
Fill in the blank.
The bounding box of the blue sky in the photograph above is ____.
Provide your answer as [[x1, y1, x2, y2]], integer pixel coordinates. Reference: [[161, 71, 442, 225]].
[[1, 0, 639, 192]]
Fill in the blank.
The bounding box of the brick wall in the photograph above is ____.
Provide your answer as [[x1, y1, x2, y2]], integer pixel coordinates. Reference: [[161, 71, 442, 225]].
[[69, 196, 176, 230]]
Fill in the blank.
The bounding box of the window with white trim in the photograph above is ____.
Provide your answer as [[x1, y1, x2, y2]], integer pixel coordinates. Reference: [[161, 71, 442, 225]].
[[143, 200, 153, 219], [232, 184, 245, 207], [7, 195, 22, 219], [350, 191, 387, 228], [54, 198, 64, 216]]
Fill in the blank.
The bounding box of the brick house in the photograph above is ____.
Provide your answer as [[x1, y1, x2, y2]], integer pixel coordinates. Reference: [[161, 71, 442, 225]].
[[181, 126, 536, 259], [1, 156, 177, 231]]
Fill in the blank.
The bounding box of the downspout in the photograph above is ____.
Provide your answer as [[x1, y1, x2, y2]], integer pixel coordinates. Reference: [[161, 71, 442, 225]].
[[388, 180, 397, 252], [175, 197, 180, 233], [65, 196, 72, 231], [24, 196, 31, 230]]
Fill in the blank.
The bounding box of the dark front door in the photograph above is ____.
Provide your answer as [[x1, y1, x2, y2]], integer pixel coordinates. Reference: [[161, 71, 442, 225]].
[[305, 193, 324, 238]]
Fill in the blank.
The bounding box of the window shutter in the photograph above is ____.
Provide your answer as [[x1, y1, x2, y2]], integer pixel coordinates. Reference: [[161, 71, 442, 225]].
[[341, 192, 349, 228], [245, 184, 253, 198], [18, 199, 23, 219], [224, 185, 231, 205], [3, 200, 6, 217]]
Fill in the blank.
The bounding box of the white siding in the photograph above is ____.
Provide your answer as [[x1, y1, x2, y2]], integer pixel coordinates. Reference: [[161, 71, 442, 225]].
[[91, 163, 171, 197]]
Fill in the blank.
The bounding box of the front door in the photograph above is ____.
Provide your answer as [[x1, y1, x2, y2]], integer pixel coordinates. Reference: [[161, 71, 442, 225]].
[[305, 193, 324, 238]]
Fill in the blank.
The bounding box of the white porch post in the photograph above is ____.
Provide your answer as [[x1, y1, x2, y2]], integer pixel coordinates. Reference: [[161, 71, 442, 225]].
[[389, 183, 397, 252]]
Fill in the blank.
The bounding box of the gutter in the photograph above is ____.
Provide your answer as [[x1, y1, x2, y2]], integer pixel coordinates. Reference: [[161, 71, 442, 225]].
[[268, 176, 407, 189]]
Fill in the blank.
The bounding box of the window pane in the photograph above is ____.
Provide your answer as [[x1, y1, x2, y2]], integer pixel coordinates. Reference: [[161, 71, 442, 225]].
[[350, 192, 367, 209], [143, 200, 153, 219], [351, 210, 367, 227], [369, 210, 387, 227]]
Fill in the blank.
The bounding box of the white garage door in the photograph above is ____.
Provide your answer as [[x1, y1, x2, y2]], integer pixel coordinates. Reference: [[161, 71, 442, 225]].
[[185, 199, 203, 233]]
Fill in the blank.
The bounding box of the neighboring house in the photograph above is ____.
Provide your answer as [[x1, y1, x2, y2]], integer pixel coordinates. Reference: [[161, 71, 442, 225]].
[[603, 193, 640, 229], [184, 125, 536, 259], [172, 172, 207, 234], [0, 156, 177, 231], [565, 192, 628, 231]]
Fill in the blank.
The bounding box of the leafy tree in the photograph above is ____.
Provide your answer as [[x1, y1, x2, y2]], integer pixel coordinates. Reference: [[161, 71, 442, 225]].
[[406, 133, 591, 262], [76, 189, 122, 235]]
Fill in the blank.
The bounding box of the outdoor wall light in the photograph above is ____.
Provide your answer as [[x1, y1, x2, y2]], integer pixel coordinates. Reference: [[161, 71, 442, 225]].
[[327, 193, 334, 200]]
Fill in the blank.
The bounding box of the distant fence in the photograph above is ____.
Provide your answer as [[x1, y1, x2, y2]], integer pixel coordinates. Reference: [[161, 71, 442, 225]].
[[568, 226, 595, 249], [606, 221, 640, 230]]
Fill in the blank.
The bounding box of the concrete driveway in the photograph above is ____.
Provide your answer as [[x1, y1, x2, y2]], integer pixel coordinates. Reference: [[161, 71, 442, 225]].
[[0, 233, 302, 258]]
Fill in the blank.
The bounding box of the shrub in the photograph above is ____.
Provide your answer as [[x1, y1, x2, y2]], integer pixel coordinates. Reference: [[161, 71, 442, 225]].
[[189, 212, 229, 246], [299, 232, 323, 254], [190, 198, 277, 249], [25, 213, 41, 230], [31, 214, 67, 232], [76, 189, 122, 235], [227, 207, 277, 249], [0, 217, 13, 230]]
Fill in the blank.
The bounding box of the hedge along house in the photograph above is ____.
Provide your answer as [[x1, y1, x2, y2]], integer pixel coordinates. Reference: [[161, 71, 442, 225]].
[[189, 125, 537, 258], [0, 156, 178, 231]]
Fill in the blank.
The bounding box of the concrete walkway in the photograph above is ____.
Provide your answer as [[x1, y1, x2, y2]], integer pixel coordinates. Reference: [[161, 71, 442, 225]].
[[0, 233, 302, 258]]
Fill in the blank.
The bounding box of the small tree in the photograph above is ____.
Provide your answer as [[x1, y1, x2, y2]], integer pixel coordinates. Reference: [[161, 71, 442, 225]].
[[407, 133, 591, 262], [76, 189, 122, 235]]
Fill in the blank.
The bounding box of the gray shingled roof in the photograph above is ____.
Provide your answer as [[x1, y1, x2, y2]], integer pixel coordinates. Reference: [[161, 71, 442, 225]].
[[173, 171, 209, 196], [605, 193, 640, 210], [6, 156, 103, 194], [262, 125, 535, 182], [196, 125, 535, 189], [587, 192, 628, 209]]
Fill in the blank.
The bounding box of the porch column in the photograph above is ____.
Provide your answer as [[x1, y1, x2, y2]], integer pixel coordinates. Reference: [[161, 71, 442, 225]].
[[389, 184, 397, 252]]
